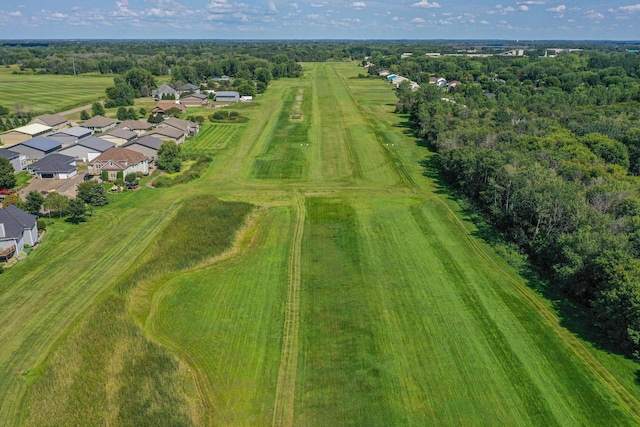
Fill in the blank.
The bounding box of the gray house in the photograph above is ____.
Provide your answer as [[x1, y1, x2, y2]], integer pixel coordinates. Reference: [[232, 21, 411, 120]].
[[0, 148, 24, 172], [82, 115, 118, 133], [9, 137, 62, 163], [27, 153, 77, 179], [215, 91, 240, 102], [59, 137, 115, 162], [97, 129, 138, 147], [0, 205, 38, 262], [152, 83, 179, 101], [123, 135, 163, 161], [48, 126, 93, 147]]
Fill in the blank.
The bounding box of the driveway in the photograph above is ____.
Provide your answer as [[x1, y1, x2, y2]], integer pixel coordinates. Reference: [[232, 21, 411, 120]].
[[21, 172, 86, 199]]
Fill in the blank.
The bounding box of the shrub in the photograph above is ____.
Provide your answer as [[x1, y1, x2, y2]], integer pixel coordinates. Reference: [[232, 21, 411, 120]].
[[37, 219, 46, 231]]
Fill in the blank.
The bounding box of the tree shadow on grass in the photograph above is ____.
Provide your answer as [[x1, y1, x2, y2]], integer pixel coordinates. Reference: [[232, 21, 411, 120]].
[[415, 142, 640, 369]]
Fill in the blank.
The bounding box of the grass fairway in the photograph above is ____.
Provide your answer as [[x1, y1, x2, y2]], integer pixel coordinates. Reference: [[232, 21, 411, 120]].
[[0, 66, 114, 114], [2, 62, 640, 426]]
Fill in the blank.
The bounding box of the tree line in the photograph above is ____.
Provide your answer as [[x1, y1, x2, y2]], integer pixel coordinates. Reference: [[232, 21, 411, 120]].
[[392, 48, 640, 357]]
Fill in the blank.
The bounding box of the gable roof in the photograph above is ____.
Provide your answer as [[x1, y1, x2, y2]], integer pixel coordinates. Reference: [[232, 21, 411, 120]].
[[27, 153, 76, 174], [49, 126, 92, 138], [31, 113, 68, 127], [147, 126, 184, 140], [18, 136, 61, 152], [82, 115, 117, 128], [73, 136, 116, 152], [0, 205, 37, 239], [216, 91, 239, 97], [178, 83, 199, 91], [153, 83, 178, 95], [99, 129, 138, 141], [182, 92, 207, 100], [162, 117, 195, 132], [153, 102, 186, 113], [125, 135, 163, 150], [90, 147, 147, 170], [117, 120, 154, 131], [0, 148, 19, 160], [6, 123, 52, 136]]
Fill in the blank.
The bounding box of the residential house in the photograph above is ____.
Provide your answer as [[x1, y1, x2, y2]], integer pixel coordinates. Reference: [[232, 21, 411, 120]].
[[0, 205, 38, 262], [152, 83, 179, 101], [89, 147, 149, 180], [146, 126, 186, 144], [9, 137, 62, 163], [378, 70, 390, 77], [151, 102, 187, 116], [27, 153, 77, 179], [116, 120, 155, 136], [429, 77, 448, 88], [59, 137, 115, 162], [47, 126, 93, 147], [160, 117, 199, 137], [97, 129, 138, 147], [181, 92, 209, 107], [177, 83, 200, 94], [214, 91, 240, 102], [123, 135, 163, 161], [390, 75, 409, 87], [211, 75, 231, 83], [82, 115, 118, 133], [0, 148, 24, 172], [29, 113, 69, 130], [0, 123, 52, 147]]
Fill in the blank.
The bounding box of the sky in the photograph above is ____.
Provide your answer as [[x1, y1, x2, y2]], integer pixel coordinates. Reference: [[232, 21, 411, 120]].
[[0, 0, 638, 40]]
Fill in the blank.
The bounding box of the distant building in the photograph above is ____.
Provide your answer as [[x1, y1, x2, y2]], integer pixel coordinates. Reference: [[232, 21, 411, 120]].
[[0, 148, 24, 172], [27, 153, 77, 179], [0, 124, 52, 146], [47, 127, 93, 147], [29, 113, 69, 130], [82, 115, 118, 133], [215, 91, 240, 102], [152, 83, 179, 101]]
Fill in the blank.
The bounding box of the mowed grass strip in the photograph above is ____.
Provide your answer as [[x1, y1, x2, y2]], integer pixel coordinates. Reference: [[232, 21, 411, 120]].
[[183, 122, 247, 155], [0, 69, 114, 113], [251, 86, 311, 180], [148, 207, 291, 426], [21, 196, 254, 426]]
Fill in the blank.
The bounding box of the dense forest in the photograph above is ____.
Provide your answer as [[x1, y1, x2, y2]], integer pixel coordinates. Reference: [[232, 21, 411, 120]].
[[2, 39, 640, 357], [386, 47, 640, 357]]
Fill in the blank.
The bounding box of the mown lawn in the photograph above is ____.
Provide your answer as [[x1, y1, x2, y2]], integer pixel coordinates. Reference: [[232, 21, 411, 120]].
[[1, 62, 639, 427], [0, 67, 114, 114]]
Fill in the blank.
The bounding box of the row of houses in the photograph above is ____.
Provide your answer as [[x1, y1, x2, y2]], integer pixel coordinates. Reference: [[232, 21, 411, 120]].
[[152, 83, 244, 103], [0, 115, 199, 181]]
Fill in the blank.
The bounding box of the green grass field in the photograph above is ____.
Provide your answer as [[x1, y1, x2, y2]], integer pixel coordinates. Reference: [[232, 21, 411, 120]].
[[0, 66, 114, 114], [1, 63, 640, 426]]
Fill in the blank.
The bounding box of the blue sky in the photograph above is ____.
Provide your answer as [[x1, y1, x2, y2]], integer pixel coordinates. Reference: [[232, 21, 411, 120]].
[[0, 0, 638, 40]]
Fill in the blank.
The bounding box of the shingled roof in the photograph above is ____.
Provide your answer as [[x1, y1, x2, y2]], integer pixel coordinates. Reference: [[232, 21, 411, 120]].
[[0, 205, 37, 240], [90, 147, 147, 171]]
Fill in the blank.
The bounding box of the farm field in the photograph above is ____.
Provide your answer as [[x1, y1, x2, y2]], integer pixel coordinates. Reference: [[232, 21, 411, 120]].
[[1, 63, 640, 426], [0, 66, 115, 114]]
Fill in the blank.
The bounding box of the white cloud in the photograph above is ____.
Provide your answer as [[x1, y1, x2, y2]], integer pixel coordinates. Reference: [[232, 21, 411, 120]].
[[391, 16, 399, 21], [609, 4, 640, 13], [480, 19, 490, 24], [208, 0, 234, 12], [306, 13, 322, 19], [268, 0, 279, 13], [411, 17, 425, 22], [411, 1, 441, 9], [517, 1, 545, 4], [350, 2, 366, 8], [50, 12, 69, 19], [547, 5, 565, 13], [9, 11, 22, 16], [290, 2, 299, 9], [519, 5, 529, 11], [310, 2, 326, 7], [586, 10, 604, 19]]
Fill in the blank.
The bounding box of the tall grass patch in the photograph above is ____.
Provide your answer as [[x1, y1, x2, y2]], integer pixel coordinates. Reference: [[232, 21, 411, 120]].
[[23, 196, 254, 426], [251, 86, 310, 180], [152, 155, 212, 188]]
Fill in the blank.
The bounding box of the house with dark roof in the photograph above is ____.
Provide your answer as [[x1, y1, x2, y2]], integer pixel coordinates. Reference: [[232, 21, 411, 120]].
[[48, 126, 93, 147], [89, 147, 149, 179], [215, 91, 240, 102], [27, 153, 77, 179], [59, 137, 115, 162], [181, 92, 208, 107], [123, 135, 163, 161], [0, 205, 38, 262], [160, 117, 199, 137], [152, 83, 179, 101], [82, 115, 118, 133], [0, 148, 24, 172], [97, 129, 138, 146], [116, 120, 155, 136], [177, 83, 200, 94], [0, 123, 52, 146], [151, 102, 187, 116], [9, 137, 62, 163], [146, 126, 186, 144], [29, 113, 69, 130]]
